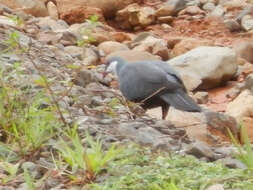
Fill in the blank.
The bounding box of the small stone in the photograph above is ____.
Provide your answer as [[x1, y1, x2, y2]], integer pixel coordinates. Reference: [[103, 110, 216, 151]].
[[98, 41, 129, 56], [241, 15, 253, 31], [218, 158, 247, 169], [185, 141, 215, 160], [73, 69, 97, 87], [224, 19, 241, 32], [194, 91, 208, 104], [210, 5, 225, 17], [157, 16, 174, 23], [22, 162, 41, 179], [156, 0, 187, 16], [202, 2, 216, 12], [64, 46, 83, 60], [47, 1, 58, 20], [245, 74, 253, 92]]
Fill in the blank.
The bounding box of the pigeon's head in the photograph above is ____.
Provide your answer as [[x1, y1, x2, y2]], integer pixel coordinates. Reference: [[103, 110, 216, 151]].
[[103, 56, 126, 78]]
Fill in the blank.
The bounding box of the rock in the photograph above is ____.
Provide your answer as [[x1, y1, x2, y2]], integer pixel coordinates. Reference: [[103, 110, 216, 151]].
[[22, 162, 41, 179], [47, 1, 58, 20], [36, 31, 62, 44], [185, 140, 215, 160], [202, 2, 216, 12], [205, 184, 224, 190], [219, 157, 247, 169], [59, 6, 104, 24], [117, 121, 184, 151], [245, 74, 253, 92], [193, 91, 209, 104], [157, 16, 173, 23], [224, 19, 241, 32], [235, 42, 253, 63], [235, 6, 253, 23], [56, 0, 139, 19], [106, 50, 161, 62], [116, 3, 155, 30], [0, 15, 17, 27], [178, 6, 205, 16], [98, 41, 129, 56], [168, 46, 238, 90], [210, 5, 225, 17], [241, 15, 253, 31], [226, 90, 253, 141], [37, 17, 68, 32], [170, 38, 213, 57], [82, 46, 100, 65], [64, 46, 83, 60], [73, 69, 97, 87], [156, 0, 187, 17], [147, 107, 238, 146], [110, 32, 132, 43], [132, 36, 169, 60], [0, 0, 48, 17]]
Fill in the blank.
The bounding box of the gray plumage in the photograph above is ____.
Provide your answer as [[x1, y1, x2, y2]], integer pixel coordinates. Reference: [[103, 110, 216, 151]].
[[105, 56, 202, 119]]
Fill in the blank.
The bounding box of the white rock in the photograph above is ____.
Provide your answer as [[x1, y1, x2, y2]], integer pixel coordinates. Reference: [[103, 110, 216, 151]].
[[168, 46, 238, 90], [241, 15, 253, 31], [226, 90, 253, 123], [47, 1, 58, 20]]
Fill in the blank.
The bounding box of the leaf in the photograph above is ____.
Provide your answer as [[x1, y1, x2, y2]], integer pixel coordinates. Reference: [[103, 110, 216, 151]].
[[34, 76, 47, 87]]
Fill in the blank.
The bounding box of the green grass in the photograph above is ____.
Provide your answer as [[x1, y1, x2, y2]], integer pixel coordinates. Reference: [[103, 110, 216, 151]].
[[86, 144, 253, 190], [228, 125, 253, 170]]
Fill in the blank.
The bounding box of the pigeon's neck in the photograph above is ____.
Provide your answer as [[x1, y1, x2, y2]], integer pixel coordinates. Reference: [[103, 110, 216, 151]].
[[116, 61, 126, 74]]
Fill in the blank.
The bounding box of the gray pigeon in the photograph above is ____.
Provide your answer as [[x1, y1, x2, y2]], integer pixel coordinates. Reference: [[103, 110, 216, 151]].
[[104, 56, 202, 119]]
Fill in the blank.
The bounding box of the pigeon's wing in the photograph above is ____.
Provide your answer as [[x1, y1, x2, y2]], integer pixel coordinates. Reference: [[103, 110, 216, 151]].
[[118, 62, 180, 101], [149, 61, 187, 91]]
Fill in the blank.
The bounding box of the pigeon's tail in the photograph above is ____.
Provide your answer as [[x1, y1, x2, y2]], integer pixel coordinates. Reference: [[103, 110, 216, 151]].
[[160, 89, 202, 112]]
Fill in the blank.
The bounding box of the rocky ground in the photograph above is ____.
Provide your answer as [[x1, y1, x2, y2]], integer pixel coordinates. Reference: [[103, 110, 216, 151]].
[[0, 0, 253, 189]]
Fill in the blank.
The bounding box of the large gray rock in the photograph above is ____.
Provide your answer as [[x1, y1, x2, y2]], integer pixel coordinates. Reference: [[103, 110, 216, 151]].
[[168, 46, 238, 90]]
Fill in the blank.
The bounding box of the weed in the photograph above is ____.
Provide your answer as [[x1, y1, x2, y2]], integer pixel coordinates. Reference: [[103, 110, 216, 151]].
[[24, 168, 36, 190], [0, 161, 19, 184], [8, 15, 24, 26], [228, 125, 253, 170], [56, 128, 121, 181]]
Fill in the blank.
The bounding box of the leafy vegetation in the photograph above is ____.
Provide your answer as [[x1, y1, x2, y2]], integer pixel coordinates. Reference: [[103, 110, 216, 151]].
[[85, 144, 253, 190], [77, 15, 100, 47]]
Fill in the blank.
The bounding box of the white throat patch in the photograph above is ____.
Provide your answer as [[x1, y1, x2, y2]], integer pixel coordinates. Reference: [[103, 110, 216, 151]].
[[106, 61, 118, 75]]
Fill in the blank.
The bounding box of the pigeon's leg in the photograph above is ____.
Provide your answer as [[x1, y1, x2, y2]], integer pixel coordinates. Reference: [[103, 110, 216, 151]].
[[161, 104, 169, 120]]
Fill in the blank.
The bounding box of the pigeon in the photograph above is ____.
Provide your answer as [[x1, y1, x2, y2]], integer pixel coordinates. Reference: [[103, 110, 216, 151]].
[[104, 56, 202, 119]]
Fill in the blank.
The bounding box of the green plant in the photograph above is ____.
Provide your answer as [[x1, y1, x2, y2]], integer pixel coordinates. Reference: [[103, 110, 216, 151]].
[[56, 128, 121, 180], [86, 144, 253, 190], [0, 161, 19, 184], [24, 168, 36, 190], [0, 65, 60, 156], [8, 15, 24, 26], [228, 125, 253, 170]]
